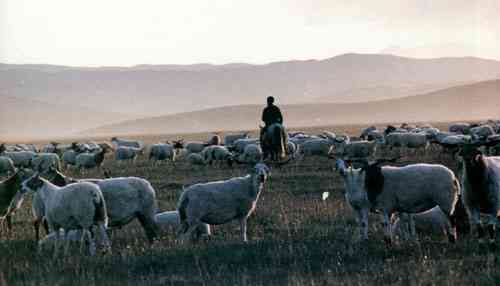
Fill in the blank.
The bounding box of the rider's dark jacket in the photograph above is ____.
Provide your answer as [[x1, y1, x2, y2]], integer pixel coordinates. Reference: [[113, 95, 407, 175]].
[[261, 104, 283, 127]]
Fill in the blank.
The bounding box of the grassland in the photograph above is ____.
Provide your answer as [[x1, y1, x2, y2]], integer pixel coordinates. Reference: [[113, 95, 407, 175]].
[[1, 124, 500, 286]]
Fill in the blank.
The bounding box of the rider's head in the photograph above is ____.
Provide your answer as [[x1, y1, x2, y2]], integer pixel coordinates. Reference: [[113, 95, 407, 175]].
[[267, 96, 275, 106]]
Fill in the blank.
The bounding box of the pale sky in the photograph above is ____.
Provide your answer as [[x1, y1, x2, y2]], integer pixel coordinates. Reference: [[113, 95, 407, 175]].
[[1, 0, 500, 66]]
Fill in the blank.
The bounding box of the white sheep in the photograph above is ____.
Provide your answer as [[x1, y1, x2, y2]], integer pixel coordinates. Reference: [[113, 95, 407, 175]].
[[232, 138, 260, 154], [155, 210, 210, 239], [76, 148, 109, 170], [340, 140, 377, 160], [20, 174, 110, 257], [449, 123, 471, 134], [185, 142, 207, 154], [177, 163, 270, 242], [385, 132, 428, 153], [458, 145, 500, 245], [470, 125, 496, 140], [149, 143, 175, 163], [0, 156, 15, 175], [224, 132, 249, 147], [202, 145, 233, 167], [187, 153, 205, 166], [237, 144, 263, 164], [299, 139, 333, 157], [336, 159, 460, 244], [115, 146, 140, 163], [31, 153, 61, 173], [0, 150, 36, 168], [111, 137, 143, 149]]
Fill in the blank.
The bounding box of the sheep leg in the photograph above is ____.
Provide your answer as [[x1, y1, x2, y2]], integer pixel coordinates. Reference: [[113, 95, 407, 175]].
[[52, 228, 60, 259], [487, 213, 497, 246], [87, 229, 96, 256], [34, 220, 41, 241], [408, 214, 416, 240], [239, 217, 248, 242], [470, 209, 484, 239], [382, 212, 392, 246], [6, 215, 12, 232], [98, 224, 111, 252], [357, 208, 369, 240], [136, 213, 158, 243], [63, 229, 71, 256], [182, 223, 201, 242]]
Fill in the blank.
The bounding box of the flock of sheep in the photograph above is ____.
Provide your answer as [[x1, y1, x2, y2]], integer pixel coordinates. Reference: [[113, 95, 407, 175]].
[[1, 119, 500, 257]]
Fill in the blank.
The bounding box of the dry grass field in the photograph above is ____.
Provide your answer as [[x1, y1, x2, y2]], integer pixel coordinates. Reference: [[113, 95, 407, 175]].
[[1, 124, 499, 285]]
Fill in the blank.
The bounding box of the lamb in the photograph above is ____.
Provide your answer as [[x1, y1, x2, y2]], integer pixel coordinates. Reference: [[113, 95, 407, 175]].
[[31, 153, 62, 174], [385, 132, 428, 151], [187, 153, 205, 166], [115, 146, 140, 163], [0, 169, 33, 233], [155, 210, 210, 239], [458, 144, 500, 245], [177, 163, 270, 242], [76, 148, 109, 170], [224, 132, 249, 147], [336, 159, 460, 244], [20, 173, 110, 256], [38, 229, 108, 253], [0, 156, 15, 175], [34, 168, 159, 242], [149, 143, 176, 163], [202, 145, 233, 167]]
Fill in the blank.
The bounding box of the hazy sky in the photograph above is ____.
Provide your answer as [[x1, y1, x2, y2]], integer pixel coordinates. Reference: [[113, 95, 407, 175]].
[[1, 0, 500, 66]]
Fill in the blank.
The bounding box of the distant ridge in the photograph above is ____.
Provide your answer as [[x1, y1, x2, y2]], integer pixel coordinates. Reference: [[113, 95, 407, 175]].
[[82, 79, 500, 136]]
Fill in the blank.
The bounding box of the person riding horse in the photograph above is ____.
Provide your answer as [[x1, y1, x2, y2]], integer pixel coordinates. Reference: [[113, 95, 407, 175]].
[[260, 96, 288, 160]]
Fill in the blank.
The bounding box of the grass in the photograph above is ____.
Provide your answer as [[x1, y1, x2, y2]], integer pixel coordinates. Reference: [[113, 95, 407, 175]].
[[1, 124, 500, 285]]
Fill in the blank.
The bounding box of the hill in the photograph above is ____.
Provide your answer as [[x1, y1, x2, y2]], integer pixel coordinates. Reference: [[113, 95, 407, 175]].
[[83, 79, 500, 136]]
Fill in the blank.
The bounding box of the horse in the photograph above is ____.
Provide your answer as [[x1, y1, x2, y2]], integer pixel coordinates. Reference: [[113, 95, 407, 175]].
[[260, 123, 288, 162]]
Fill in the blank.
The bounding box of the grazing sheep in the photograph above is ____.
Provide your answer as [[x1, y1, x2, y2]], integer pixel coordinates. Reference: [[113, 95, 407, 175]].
[[20, 174, 110, 256], [336, 159, 460, 244], [111, 137, 143, 149], [207, 134, 222, 146], [224, 132, 249, 147], [340, 140, 377, 160], [61, 143, 84, 169], [0, 156, 15, 175], [299, 139, 333, 157], [231, 138, 260, 154], [0, 169, 33, 233], [155, 211, 210, 238], [76, 148, 109, 170], [187, 153, 205, 166], [149, 143, 175, 163], [115, 146, 140, 163], [184, 142, 207, 154], [449, 123, 471, 134], [178, 163, 270, 242], [0, 144, 36, 168], [202, 145, 233, 167], [31, 153, 61, 174], [237, 144, 263, 164], [458, 145, 500, 245], [385, 132, 428, 150], [38, 229, 108, 253], [39, 169, 159, 242], [470, 125, 496, 140]]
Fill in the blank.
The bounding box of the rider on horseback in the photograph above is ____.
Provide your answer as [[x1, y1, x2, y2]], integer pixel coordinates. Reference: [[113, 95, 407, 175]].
[[261, 96, 288, 159]]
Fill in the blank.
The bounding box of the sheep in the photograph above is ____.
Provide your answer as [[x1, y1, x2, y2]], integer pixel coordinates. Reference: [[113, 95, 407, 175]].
[[38, 229, 108, 253], [178, 163, 270, 242], [61, 143, 84, 169], [231, 138, 260, 154], [286, 141, 299, 159], [237, 144, 263, 164], [0, 169, 33, 233], [111, 137, 143, 149], [224, 132, 249, 147], [149, 143, 175, 163], [184, 142, 207, 154], [336, 159, 460, 244], [470, 125, 496, 140], [41, 142, 60, 154], [299, 139, 333, 157], [187, 153, 205, 166], [207, 134, 222, 146], [20, 173, 110, 256], [340, 140, 377, 160], [202, 145, 233, 167], [76, 148, 109, 170], [385, 132, 428, 155], [36, 168, 159, 242], [14, 144, 37, 152], [449, 123, 471, 134], [155, 210, 210, 239], [31, 153, 61, 174], [392, 198, 470, 240], [458, 145, 500, 245], [115, 146, 140, 163], [360, 126, 377, 140], [0, 144, 36, 168], [0, 156, 15, 175]]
